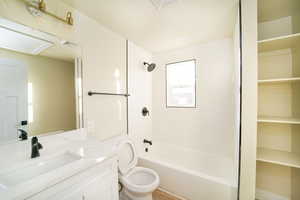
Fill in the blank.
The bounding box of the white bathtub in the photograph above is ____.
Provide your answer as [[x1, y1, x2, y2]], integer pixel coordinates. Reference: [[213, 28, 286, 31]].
[[138, 142, 238, 200]]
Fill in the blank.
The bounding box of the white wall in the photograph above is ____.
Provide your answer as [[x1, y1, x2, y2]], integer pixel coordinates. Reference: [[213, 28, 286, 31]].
[[127, 41, 153, 154], [0, 0, 127, 140], [152, 38, 237, 159]]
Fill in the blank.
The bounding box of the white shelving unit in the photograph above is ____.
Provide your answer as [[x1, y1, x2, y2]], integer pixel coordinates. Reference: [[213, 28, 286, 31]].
[[258, 116, 300, 124], [258, 33, 300, 52], [256, 1, 300, 199], [257, 148, 300, 169], [258, 77, 300, 84]]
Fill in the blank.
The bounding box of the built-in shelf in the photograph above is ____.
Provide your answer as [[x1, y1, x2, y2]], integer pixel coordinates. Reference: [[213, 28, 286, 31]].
[[257, 148, 300, 169], [258, 116, 300, 124], [258, 33, 300, 52], [258, 77, 300, 84]]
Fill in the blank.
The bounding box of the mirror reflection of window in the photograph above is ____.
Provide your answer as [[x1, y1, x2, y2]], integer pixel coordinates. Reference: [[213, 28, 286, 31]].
[[28, 82, 33, 123], [166, 60, 196, 108]]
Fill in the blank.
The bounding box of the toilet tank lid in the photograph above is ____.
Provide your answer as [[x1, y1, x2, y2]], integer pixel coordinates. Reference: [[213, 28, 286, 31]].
[[117, 139, 138, 175]]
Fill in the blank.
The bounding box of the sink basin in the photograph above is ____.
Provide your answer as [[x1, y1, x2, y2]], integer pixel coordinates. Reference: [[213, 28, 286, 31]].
[[0, 152, 81, 187]]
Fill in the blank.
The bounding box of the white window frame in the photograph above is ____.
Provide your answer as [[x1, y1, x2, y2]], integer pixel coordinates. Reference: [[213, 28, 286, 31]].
[[165, 59, 197, 108]]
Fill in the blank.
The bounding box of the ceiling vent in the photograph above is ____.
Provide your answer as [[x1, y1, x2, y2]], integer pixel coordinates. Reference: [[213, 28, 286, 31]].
[[150, 0, 178, 10]]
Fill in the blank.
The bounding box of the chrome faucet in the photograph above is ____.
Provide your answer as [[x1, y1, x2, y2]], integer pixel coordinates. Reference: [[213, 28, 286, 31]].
[[31, 137, 43, 158]]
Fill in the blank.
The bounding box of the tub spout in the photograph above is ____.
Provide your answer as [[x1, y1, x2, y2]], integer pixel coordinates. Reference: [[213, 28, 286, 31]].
[[143, 139, 152, 146]]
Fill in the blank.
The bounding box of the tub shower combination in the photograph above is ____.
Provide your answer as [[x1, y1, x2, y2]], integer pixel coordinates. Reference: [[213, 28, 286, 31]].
[[138, 142, 238, 200]]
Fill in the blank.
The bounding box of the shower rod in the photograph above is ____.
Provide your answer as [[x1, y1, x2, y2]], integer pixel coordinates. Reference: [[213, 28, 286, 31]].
[[88, 91, 130, 97]]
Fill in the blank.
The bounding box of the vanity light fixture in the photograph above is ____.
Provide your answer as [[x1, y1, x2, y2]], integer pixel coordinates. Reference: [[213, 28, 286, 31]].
[[25, 0, 74, 26]]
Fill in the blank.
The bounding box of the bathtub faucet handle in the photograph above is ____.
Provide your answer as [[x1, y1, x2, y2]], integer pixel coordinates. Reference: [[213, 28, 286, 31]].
[[143, 139, 152, 146]]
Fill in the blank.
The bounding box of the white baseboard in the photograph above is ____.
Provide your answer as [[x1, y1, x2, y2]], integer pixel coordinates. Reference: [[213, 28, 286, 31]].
[[256, 188, 290, 200]]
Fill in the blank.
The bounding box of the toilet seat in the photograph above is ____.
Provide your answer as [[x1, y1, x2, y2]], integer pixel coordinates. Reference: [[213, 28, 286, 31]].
[[117, 139, 138, 175], [117, 139, 160, 195]]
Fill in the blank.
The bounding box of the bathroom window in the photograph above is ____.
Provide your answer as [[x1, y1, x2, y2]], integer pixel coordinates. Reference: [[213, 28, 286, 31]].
[[166, 59, 196, 108], [28, 82, 33, 123]]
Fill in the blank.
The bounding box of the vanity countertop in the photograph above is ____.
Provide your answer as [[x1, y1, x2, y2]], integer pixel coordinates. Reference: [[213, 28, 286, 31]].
[[0, 129, 122, 200]]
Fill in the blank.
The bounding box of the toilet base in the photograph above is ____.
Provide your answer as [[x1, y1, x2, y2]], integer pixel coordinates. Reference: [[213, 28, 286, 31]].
[[120, 189, 153, 200]]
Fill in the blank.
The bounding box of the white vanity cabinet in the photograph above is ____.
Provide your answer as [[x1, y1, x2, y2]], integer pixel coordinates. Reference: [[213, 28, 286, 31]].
[[27, 157, 119, 200]]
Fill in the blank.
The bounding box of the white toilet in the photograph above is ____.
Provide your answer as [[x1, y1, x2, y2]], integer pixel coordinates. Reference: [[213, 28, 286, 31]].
[[117, 139, 160, 200]]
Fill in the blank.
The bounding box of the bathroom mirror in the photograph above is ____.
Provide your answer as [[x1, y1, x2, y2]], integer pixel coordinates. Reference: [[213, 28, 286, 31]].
[[0, 18, 83, 144]]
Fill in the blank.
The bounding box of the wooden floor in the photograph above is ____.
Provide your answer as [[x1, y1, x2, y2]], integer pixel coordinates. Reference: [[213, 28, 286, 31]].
[[153, 189, 185, 200]]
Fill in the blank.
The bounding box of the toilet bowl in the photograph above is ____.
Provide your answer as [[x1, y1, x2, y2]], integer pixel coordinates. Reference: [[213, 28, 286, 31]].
[[117, 139, 159, 200]]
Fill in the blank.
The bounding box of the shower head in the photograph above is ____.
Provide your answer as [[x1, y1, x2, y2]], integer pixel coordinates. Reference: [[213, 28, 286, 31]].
[[144, 62, 156, 72]]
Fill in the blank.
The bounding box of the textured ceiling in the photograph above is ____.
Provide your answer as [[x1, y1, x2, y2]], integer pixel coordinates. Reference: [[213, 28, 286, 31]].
[[62, 0, 238, 53]]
